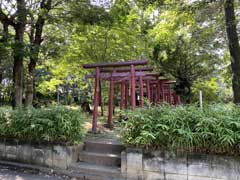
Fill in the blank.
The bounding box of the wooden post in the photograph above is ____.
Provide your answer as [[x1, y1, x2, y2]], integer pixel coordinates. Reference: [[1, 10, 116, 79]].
[[125, 81, 129, 109], [99, 80, 104, 116], [150, 84, 154, 103], [92, 67, 100, 133], [167, 84, 171, 104], [139, 76, 144, 108], [130, 64, 136, 110], [108, 76, 114, 129], [120, 80, 125, 110], [154, 84, 157, 103], [157, 81, 160, 104], [161, 82, 165, 102], [146, 80, 151, 103]]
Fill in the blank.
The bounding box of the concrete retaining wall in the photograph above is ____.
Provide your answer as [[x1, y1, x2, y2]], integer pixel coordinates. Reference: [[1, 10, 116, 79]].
[[122, 148, 240, 180], [0, 138, 83, 169]]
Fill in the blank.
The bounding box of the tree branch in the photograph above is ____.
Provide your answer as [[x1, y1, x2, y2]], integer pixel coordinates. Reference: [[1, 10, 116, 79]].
[[0, 8, 16, 27]]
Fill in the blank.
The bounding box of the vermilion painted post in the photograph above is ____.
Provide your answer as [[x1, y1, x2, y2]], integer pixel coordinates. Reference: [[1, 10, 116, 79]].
[[146, 80, 151, 103], [160, 82, 165, 102], [92, 67, 100, 133], [108, 76, 114, 129], [154, 84, 157, 103], [139, 76, 144, 108], [120, 80, 125, 110], [99, 80, 104, 116], [130, 64, 136, 110], [157, 81, 160, 104], [150, 84, 154, 103], [167, 84, 171, 104], [125, 81, 129, 109]]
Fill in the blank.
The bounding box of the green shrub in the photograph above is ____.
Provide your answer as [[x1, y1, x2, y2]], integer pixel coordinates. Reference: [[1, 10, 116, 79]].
[[121, 104, 240, 155], [0, 106, 84, 144]]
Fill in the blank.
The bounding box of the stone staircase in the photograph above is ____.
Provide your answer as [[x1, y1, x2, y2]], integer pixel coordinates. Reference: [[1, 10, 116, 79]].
[[69, 139, 126, 180]]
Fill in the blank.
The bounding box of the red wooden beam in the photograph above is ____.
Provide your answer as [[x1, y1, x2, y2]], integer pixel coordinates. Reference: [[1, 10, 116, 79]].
[[156, 81, 160, 104], [120, 80, 125, 110], [139, 76, 144, 108], [115, 76, 156, 83], [100, 67, 153, 73], [150, 84, 155, 103], [146, 80, 151, 103], [160, 81, 165, 102], [145, 73, 160, 77], [85, 72, 146, 79], [167, 84, 171, 103], [130, 65, 136, 111], [83, 60, 148, 69], [125, 81, 129, 109], [92, 67, 100, 133], [107, 76, 114, 129]]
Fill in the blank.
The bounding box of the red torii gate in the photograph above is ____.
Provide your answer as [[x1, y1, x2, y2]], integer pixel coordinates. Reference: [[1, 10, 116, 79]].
[[83, 60, 181, 133], [83, 60, 148, 133]]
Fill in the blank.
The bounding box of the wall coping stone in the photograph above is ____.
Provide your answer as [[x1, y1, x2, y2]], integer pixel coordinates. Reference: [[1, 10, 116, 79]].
[[0, 138, 83, 169]]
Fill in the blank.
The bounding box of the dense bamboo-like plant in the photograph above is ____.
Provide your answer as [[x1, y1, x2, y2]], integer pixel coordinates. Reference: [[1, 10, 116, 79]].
[[121, 104, 240, 155], [0, 106, 84, 144]]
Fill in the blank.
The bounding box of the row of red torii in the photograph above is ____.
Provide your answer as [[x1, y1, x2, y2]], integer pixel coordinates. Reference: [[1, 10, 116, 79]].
[[83, 60, 181, 133]]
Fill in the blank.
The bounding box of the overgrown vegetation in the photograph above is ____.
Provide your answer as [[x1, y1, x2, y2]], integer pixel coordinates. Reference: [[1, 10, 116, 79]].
[[0, 106, 84, 144], [121, 104, 240, 155]]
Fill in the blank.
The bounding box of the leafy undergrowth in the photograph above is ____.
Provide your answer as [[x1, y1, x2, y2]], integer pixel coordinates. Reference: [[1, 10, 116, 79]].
[[0, 106, 84, 144], [121, 104, 240, 155]]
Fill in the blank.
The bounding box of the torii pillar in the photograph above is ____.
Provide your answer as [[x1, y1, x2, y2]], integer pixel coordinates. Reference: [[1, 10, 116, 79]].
[[125, 81, 129, 109], [107, 75, 114, 129], [139, 76, 144, 108], [92, 67, 100, 133], [120, 80, 125, 110], [130, 64, 136, 111]]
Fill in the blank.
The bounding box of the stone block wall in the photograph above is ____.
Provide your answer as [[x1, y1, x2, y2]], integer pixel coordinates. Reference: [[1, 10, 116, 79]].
[[0, 138, 83, 169], [122, 148, 240, 180]]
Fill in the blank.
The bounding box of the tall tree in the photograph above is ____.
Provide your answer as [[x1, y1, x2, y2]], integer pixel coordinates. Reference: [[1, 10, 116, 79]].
[[224, 0, 240, 104], [0, 21, 9, 105], [0, 0, 27, 108], [25, 0, 53, 107], [13, 0, 27, 108], [150, 7, 220, 103]]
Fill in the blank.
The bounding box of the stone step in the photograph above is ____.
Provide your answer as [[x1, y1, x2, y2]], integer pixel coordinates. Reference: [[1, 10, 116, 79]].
[[69, 162, 125, 180], [79, 151, 121, 167], [84, 139, 125, 154], [67, 171, 125, 180]]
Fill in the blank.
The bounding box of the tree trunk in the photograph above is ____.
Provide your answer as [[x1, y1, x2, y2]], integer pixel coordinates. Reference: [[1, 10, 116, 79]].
[[12, 0, 27, 109], [0, 23, 8, 105], [25, 0, 52, 107], [224, 0, 240, 104], [25, 59, 36, 106]]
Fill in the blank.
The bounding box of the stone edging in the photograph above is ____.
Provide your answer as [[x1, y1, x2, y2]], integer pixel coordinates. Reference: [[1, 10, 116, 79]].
[[0, 138, 83, 169], [121, 148, 240, 180]]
